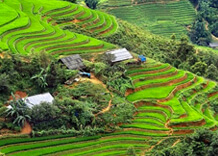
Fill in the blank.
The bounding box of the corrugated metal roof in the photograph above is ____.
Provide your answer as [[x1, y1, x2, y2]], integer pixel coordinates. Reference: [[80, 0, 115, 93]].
[[7, 93, 54, 109], [24, 92, 54, 108], [60, 54, 85, 70], [106, 48, 133, 63], [209, 43, 218, 48]]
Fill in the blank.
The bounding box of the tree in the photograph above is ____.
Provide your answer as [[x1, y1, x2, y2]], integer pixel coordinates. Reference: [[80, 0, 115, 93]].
[[189, 15, 212, 46], [210, 21, 218, 37], [31, 67, 49, 89], [64, 0, 76, 3], [191, 61, 208, 75], [152, 129, 218, 156], [85, 0, 99, 9], [206, 64, 218, 80], [30, 102, 60, 123], [5, 94, 31, 127], [0, 73, 10, 92]]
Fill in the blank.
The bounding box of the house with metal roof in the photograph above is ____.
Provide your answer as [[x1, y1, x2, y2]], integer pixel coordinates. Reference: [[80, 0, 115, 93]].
[[60, 54, 85, 70], [106, 48, 133, 63], [7, 92, 54, 109], [209, 43, 218, 49]]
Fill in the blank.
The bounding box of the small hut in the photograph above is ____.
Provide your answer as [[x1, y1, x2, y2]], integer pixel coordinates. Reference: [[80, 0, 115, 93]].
[[106, 48, 133, 63]]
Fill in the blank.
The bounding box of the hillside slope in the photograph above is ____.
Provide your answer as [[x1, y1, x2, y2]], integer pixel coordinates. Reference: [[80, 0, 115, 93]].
[[0, 59, 217, 155], [0, 0, 117, 56], [100, 0, 196, 39]]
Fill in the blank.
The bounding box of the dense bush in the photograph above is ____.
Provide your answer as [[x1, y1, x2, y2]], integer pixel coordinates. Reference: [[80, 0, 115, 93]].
[[151, 129, 218, 156]]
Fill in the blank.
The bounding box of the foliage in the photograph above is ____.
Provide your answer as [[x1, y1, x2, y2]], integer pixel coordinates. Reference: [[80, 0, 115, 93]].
[[152, 129, 218, 156], [0, 73, 10, 93], [189, 15, 212, 46], [126, 146, 136, 156], [98, 95, 136, 128], [5, 93, 31, 127], [64, 0, 77, 3], [85, 0, 99, 9], [194, 0, 218, 39]]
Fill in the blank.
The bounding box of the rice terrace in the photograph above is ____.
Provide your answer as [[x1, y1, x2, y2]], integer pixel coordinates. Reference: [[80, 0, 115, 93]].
[[0, 0, 217, 156]]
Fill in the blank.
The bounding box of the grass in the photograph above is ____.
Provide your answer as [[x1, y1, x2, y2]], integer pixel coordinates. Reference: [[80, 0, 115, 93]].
[[135, 112, 167, 122], [131, 67, 176, 80], [121, 123, 169, 131], [134, 70, 185, 87], [133, 118, 165, 127], [126, 63, 169, 75], [107, 0, 196, 38], [137, 106, 171, 118], [0, 3, 18, 27], [7, 137, 148, 156], [0, 0, 116, 56], [127, 86, 175, 102]]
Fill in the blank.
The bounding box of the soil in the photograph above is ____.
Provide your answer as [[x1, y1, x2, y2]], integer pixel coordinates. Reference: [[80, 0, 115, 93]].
[[0, 53, 4, 58], [165, 120, 173, 135], [173, 129, 194, 135], [87, 73, 114, 116], [170, 119, 206, 128], [179, 114, 188, 119], [21, 122, 32, 134], [208, 91, 218, 98], [9, 91, 27, 101]]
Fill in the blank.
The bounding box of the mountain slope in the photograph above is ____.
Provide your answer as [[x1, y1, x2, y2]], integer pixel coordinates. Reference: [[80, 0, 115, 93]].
[[0, 0, 117, 56], [100, 0, 196, 39]]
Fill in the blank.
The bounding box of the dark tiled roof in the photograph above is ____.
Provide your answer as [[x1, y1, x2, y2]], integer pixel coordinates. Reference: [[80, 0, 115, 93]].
[[60, 54, 85, 70]]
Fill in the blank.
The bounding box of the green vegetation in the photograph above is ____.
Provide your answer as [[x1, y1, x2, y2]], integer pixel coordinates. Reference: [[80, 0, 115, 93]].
[[0, 0, 116, 56], [102, 0, 196, 39], [0, 0, 218, 155]]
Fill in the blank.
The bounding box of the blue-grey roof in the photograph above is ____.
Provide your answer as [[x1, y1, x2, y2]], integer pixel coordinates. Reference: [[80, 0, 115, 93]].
[[106, 48, 133, 63]]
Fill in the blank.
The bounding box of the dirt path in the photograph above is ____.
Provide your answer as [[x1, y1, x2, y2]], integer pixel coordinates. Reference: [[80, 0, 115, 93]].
[[142, 138, 165, 155], [88, 74, 114, 116], [0, 53, 4, 58], [172, 139, 180, 147], [21, 122, 32, 134], [165, 120, 173, 135], [204, 20, 218, 42]]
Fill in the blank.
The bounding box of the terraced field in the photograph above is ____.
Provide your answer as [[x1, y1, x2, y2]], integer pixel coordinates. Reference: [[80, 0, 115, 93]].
[[1, 59, 217, 155], [102, 0, 196, 38], [0, 0, 117, 56], [126, 59, 218, 136]]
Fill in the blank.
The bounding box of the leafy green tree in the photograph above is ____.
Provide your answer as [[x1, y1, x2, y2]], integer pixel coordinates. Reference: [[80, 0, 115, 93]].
[[191, 61, 208, 75], [30, 102, 60, 124], [152, 129, 218, 156], [64, 0, 77, 3], [209, 0, 218, 8], [210, 21, 218, 37], [206, 64, 218, 80], [5, 94, 31, 127], [31, 67, 49, 89], [85, 0, 99, 9], [0, 73, 10, 92], [189, 16, 211, 46]]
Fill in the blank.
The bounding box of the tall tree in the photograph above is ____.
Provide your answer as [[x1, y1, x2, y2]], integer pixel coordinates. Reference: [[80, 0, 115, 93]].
[[85, 0, 99, 9]]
